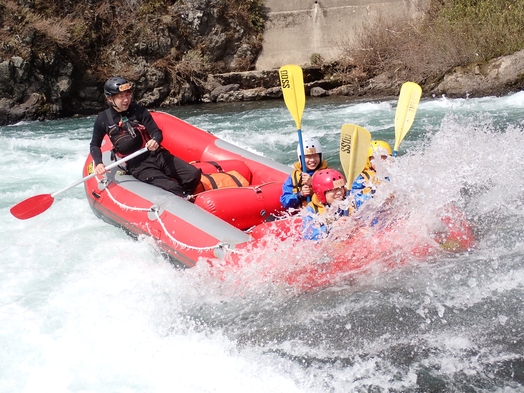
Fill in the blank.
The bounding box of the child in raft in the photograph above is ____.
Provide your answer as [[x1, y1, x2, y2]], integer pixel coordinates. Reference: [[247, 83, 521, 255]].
[[280, 137, 329, 210], [350, 140, 393, 210], [302, 169, 357, 241]]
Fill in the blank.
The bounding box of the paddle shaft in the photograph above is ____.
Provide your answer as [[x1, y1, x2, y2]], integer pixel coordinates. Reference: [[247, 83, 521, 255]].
[[10, 147, 149, 220], [51, 147, 148, 198], [296, 132, 307, 172], [279, 64, 309, 198]]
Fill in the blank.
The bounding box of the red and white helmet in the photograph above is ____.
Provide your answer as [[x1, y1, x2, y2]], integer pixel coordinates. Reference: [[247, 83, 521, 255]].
[[312, 169, 346, 204]]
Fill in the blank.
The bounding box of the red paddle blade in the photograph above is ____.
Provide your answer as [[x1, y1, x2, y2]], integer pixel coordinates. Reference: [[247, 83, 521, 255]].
[[10, 194, 54, 220]]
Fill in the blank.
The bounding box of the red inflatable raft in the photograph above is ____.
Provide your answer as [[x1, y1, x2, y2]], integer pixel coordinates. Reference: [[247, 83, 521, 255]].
[[83, 111, 475, 289]]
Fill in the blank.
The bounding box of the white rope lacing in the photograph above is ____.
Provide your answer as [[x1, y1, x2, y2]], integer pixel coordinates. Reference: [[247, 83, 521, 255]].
[[97, 176, 241, 254]]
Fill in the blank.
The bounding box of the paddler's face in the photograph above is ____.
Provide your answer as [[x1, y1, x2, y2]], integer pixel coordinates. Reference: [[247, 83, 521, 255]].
[[369, 147, 391, 169], [324, 186, 345, 205], [304, 153, 320, 171], [110, 90, 133, 112]]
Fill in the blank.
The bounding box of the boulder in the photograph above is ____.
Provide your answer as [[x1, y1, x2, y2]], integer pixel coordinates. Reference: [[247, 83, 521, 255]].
[[433, 49, 524, 97]]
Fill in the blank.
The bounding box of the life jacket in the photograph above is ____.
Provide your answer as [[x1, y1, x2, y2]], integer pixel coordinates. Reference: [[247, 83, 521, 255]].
[[307, 194, 326, 215], [291, 160, 329, 207], [193, 170, 250, 194], [105, 108, 150, 157], [357, 167, 383, 196]]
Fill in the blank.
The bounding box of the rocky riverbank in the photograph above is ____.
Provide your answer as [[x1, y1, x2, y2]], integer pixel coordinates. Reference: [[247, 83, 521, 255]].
[[1, 48, 523, 126], [0, 0, 267, 126], [201, 48, 524, 104], [1, 0, 523, 126]]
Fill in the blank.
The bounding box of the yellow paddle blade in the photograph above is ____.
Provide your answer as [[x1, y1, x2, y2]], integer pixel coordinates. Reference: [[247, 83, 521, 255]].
[[394, 82, 422, 154], [340, 124, 372, 186], [279, 65, 305, 130]]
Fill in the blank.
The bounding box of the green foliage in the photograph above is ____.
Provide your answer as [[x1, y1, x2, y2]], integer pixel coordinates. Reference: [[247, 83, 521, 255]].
[[431, 0, 524, 59]]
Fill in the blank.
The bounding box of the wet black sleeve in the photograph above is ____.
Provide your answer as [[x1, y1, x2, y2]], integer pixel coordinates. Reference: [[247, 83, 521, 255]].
[[89, 112, 108, 166]]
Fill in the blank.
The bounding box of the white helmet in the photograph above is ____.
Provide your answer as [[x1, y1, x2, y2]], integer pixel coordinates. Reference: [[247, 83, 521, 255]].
[[297, 137, 323, 160]]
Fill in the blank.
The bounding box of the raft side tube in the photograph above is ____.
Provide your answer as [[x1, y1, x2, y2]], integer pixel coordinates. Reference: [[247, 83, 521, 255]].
[[193, 182, 285, 230], [85, 151, 252, 248], [152, 111, 291, 184], [109, 173, 252, 243]]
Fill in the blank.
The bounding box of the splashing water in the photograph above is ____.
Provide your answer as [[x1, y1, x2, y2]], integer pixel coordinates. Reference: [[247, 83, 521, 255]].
[[2, 92, 524, 391]]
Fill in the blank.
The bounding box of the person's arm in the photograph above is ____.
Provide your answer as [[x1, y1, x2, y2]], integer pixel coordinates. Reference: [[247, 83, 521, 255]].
[[280, 176, 302, 209], [300, 171, 313, 199], [89, 114, 107, 173], [137, 106, 163, 144]]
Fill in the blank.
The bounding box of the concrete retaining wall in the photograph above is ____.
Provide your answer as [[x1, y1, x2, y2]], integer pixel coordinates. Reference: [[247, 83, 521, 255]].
[[256, 0, 429, 70]]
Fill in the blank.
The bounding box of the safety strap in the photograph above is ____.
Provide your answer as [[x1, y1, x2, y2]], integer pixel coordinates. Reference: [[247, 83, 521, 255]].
[[206, 161, 224, 172], [104, 108, 128, 172], [201, 172, 243, 188]]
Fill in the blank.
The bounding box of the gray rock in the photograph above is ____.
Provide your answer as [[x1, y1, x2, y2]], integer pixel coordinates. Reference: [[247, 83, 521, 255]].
[[210, 84, 240, 102], [310, 86, 327, 97], [433, 49, 524, 97]]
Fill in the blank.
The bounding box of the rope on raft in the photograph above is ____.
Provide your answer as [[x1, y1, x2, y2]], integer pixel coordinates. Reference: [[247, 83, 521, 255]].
[[98, 176, 238, 254]]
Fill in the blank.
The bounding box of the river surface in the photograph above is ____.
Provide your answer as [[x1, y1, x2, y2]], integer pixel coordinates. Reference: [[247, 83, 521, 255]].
[[1, 92, 524, 392]]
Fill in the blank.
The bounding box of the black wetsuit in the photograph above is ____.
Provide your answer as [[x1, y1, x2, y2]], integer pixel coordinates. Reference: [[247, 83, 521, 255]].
[[90, 103, 201, 197]]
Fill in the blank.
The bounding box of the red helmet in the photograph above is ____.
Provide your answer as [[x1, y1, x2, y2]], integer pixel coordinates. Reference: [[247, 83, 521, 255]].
[[312, 169, 346, 204]]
